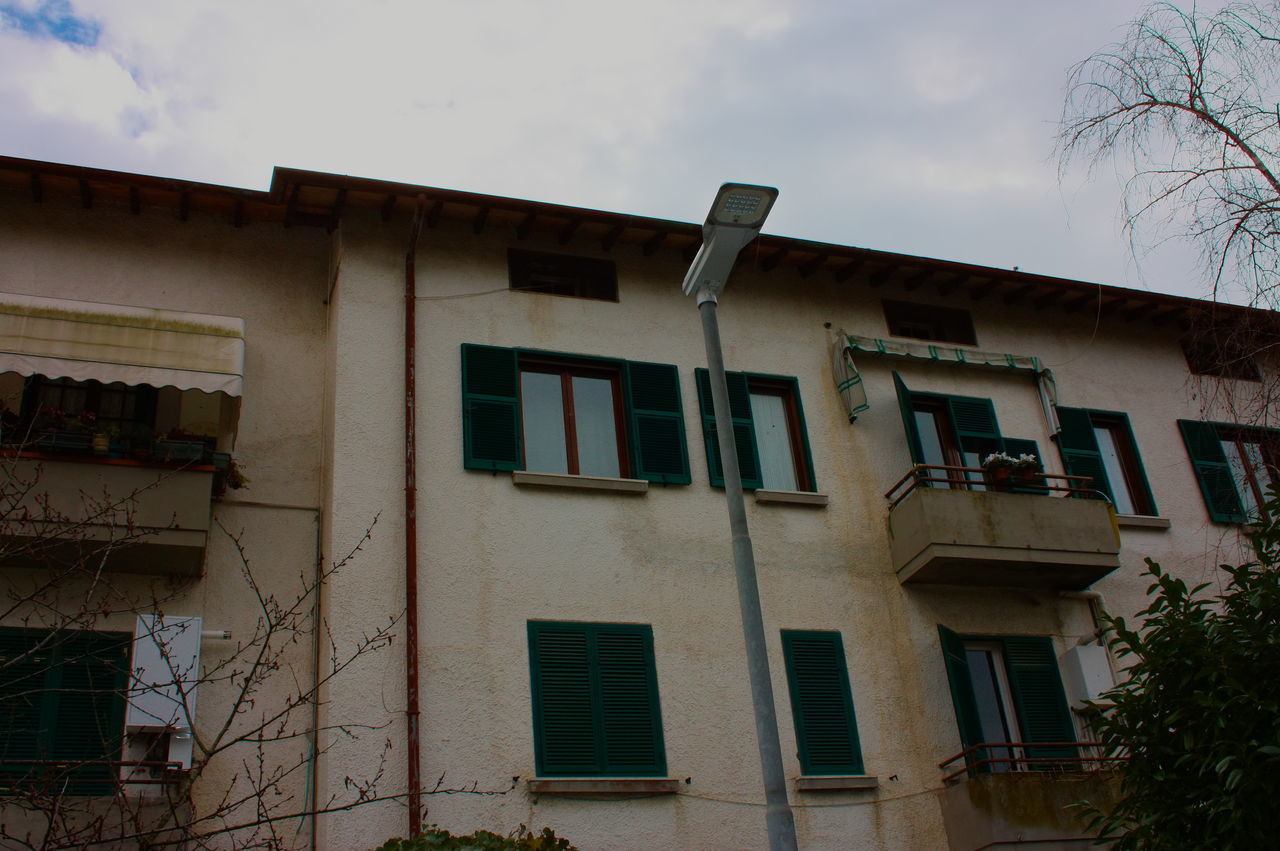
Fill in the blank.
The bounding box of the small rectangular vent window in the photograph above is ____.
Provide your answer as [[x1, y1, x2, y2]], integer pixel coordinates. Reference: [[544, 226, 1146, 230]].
[[509, 249, 618, 301], [883, 300, 977, 346]]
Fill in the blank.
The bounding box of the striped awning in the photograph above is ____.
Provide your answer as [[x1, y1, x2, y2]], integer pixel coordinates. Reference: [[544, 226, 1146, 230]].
[[0, 292, 245, 396]]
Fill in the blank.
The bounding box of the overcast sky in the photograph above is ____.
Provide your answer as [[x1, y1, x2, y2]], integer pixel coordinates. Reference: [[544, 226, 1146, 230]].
[[0, 0, 1230, 299]]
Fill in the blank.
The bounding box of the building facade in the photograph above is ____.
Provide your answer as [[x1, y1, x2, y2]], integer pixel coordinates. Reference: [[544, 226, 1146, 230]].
[[0, 156, 1273, 850]]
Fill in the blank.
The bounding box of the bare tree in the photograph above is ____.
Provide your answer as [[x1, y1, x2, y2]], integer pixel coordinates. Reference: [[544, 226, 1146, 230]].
[[0, 445, 505, 849], [1058, 1, 1280, 308]]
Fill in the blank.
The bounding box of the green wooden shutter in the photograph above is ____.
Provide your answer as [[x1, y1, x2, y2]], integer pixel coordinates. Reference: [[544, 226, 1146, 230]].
[[461, 344, 521, 471], [695, 369, 762, 489], [595, 627, 666, 776], [893, 372, 925, 465], [782, 631, 864, 775], [1000, 637, 1076, 767], [527, 622, 664, 777], [0, 629, 128, 797], [938, 625, 986, 772], [947, 395, 1001, 454], [1178, 420, 1246, 523], [1055, 407, 1112, 502], [623, 361, 691, 485]]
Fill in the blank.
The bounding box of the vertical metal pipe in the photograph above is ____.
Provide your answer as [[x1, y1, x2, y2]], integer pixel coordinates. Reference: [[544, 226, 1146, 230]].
[[404, 195, 427, 836], [698, 296, 798, 851]]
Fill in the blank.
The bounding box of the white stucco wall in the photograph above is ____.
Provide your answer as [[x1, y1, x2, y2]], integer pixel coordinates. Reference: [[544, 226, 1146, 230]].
[[315, 209, 1254, 850], [0, 190, 331, 848]]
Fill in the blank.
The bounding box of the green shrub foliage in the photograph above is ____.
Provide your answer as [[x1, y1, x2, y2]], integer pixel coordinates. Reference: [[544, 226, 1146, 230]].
[[374, 825, 576, 851], [1085, 494, 1280, 848]]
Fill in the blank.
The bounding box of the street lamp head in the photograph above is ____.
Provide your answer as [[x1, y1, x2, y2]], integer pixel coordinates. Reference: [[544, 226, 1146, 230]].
[[682, 183, 779, 300], [705, 183, 778, 229]]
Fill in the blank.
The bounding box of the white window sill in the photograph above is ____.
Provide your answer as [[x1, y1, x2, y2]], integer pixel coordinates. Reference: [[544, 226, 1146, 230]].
[[794, 775, 879, 791], [511, 471, 648, 494], [754, 489, 829, 507], [1116, 514, 1171, 530], [527, 778, 679, 794]]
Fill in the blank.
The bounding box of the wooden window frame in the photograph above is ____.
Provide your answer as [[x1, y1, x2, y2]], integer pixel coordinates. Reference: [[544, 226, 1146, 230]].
[[508, 249, 619, 302], [747, 376, 814, 492], [1090, 414, 1156, 515], [519, 356, 631, 478], [1218, 426, 1280, 516]]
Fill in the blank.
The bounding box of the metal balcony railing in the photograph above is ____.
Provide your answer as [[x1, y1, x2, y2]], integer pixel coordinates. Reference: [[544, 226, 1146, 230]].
[[939, 741, 1127, 783], [885, 464, 1103, 509]]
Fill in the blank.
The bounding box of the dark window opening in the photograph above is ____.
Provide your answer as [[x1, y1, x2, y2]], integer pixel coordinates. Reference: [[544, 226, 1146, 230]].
[[883, 300, 977, 346], [509, 249, 618, 301], [1181, 339, 1260, 381]]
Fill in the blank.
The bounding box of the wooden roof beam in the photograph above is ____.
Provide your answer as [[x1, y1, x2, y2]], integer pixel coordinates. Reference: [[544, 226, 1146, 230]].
[[1063, 292, 1098, 313], [867, 266, 895, 288], [233, 198, 245, 228], [472, 205, 489, 234], [1002, 283, 1036, 305], [969, 279, 998, 300], [79, 178, 92, 210], [1033, 290, 1062, 310], [327, 188, 346, 232], [1124, 302, 1158, 323], [516, 210, 536, 241], [178, 188, 190, 222], [129, 185, 141, 215], [284, 184, 300, 228], [799, 254, 826, 278], [834, 258, 864, 283], [558, 218, 581, 246], [762, 247, 789, 272], [902, 269, 932, 292], [600, 223, 624, 251], [380, 194, 397, 222], [425, 198, 443, 228], [29, 172, 42, 203], [935, 273, 967, 296], [643, 231, 666, 257]]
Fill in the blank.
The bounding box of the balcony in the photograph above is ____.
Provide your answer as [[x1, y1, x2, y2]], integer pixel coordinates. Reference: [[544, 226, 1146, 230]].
[[885, 465, 1120, 591], [937, 742, 1123, 851], [1, 453, 216, 577]]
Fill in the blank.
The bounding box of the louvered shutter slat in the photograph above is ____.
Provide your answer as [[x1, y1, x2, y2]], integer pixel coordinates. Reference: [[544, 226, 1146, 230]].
[[782, 631, 864, 775], [1001, 637, 1076, 768], [624, 361, 691, 485], [461, 344, 521, 471]]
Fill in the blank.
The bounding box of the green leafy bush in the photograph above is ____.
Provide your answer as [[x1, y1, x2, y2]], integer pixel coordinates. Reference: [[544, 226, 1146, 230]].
[[373, 825, 576, 851]]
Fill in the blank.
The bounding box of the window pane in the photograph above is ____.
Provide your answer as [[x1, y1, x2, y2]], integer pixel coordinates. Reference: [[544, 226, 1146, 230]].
[[572, 376, 620, 478], [914, 410, 947, 486], [750, 392, 797, 491], [1242, 440, 1273, 496], [1093, 425, 1136, 515], [521, 372, 568, 474], [1223, 440, 1260, 517], [965, 648, 1017, 772]]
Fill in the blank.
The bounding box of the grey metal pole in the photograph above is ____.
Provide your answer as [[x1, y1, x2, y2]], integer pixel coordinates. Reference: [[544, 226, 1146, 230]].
[[698, 293, 798, 851]]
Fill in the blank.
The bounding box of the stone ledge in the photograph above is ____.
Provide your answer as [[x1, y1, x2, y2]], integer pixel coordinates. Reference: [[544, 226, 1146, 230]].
[[527, 778, 680, 795], [754, 489, 829, 507], [511, 471, 648, 494], [1116, 514, 1171, 530], [795, 775, 879, 791]]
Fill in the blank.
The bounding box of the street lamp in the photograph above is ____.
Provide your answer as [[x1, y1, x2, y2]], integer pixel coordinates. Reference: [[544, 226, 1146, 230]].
[[683, 183, 796, 851]]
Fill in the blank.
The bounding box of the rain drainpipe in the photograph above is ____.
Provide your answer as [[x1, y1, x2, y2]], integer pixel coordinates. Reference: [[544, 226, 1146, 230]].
[[404, 194, 427, 837]]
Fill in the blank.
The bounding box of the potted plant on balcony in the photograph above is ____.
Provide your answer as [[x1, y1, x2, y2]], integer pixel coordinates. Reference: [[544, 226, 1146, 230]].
[[982, 452, 1040, 491]]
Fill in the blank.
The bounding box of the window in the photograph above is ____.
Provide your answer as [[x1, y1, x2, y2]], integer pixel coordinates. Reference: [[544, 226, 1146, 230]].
[[883, 300, 977, 346], [938, 627, 1075, 773], [781, 630, 865, 776], [893, 373, 1043, 490], [694, 369, 816, 491], [1181, 338, 1260, 381], [1179, 419, 1280, 522], [20, 376, 158, 447], [527, 621, 665, 777], [508, 249, 618, 301], [460, 344, 690, 484], [1055, 407, 1157, 515], [0, 628, 129, 796]]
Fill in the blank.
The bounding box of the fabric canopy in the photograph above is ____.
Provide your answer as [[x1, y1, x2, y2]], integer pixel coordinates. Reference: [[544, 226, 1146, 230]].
[[0, 292, 245, 396]]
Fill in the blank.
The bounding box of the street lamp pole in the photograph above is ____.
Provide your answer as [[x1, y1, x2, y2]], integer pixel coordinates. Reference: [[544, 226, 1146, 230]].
[[683, 184, 797, 851]]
